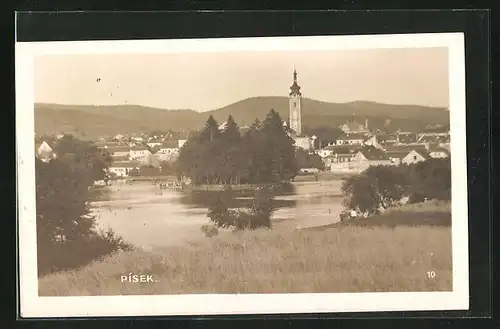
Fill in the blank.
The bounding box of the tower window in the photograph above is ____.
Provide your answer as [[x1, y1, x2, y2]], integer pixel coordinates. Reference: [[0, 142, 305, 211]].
[[293, 102, 297, 107]]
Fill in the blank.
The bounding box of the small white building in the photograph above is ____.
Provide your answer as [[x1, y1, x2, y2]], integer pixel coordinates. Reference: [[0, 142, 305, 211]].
[[316, 149, 334, 158], [178, 139, 187, 148], [36, 141, 57, 162], [158, 141, 179, 155], [147, 142, 163, 148], [130, 147, 151, 160], [429, 146, 450, 159], [336, 133, 367, 146], [299, 168, 320, 174], [363, 135, 383, 149], [103, 145, 130, 159], [294, 136, 313, 151], [402, 149, 431, 165]]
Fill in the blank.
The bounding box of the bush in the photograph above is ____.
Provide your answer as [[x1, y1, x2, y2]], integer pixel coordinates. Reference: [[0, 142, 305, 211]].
[[200, 224, 219, 238], [206, 185, 275, 231], [35, 137, 132, 277], [341, 158, 451, 216], [408, 159, 451, 202]]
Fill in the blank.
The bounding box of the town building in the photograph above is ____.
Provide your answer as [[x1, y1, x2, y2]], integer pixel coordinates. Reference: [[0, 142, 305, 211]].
[[108, 161, 140, 178], [428, 146, 450, 159], [363, 135, 384, 150], [157, 141, 180, 161], [350, 147, 393, 171], [130, 146, 151, 160], [288, 69, 303, 136], [335, 133, 366, 146], [401, 149, 432, 165], [35, 141, 56, 162], [102, 145, 131, 160], [339, 119, 370, 135]]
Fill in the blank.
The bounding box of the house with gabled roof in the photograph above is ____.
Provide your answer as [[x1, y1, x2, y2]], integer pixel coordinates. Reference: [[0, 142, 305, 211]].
[[157, 140, 180, 161], [348, 146, 394, 172], [35, 140, 57, 163], [402, 149, 432, 165], [363, 135, 383, 150], [384, 144, 427, 165]]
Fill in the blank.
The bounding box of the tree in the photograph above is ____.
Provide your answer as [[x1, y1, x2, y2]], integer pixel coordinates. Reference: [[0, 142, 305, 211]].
[[261, 110, 297, 182], [295, 148, 325, 170], [218, 115, 244, 184], [36, 138, 130, 276], [408, 158, 451, 202], [52, 135, 112, 186], [178, 111, 298, 186], [199, 115, 220, 143], [340, 158, 451, 217]]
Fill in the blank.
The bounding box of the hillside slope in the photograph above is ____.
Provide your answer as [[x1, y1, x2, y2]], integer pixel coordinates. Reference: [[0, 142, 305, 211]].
[[35, 97, 449, 140]]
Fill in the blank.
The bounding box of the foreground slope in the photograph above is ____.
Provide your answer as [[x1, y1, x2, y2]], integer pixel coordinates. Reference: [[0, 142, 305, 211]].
[[39, 202, 452, 295]]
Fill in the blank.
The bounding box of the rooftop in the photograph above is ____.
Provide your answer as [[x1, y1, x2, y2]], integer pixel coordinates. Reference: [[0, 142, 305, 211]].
[[358, 147, 390, 161]]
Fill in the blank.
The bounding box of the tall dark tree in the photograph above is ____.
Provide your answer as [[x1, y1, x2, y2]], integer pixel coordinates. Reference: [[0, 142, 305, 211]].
[[261, 110, 297, 182], [199, 115, 221, 143], [218, 115, 244, 184]]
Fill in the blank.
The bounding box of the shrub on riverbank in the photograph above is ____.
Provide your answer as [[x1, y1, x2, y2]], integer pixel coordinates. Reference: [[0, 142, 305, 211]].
[[38, 202, 452, 296], [36, 136, 132, 277], [341, 158, 451, 216], [206, 185, 275, 231]]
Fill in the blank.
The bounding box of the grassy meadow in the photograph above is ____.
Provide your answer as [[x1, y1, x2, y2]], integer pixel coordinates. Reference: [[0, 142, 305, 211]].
[[38, 201, 452, 296]]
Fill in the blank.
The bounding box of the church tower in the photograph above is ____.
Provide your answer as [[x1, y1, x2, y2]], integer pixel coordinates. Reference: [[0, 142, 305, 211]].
[[289, 69, 302, 136]]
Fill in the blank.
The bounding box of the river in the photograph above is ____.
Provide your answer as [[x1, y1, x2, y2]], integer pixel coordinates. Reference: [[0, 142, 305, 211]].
[[90, 180, 345, 250]]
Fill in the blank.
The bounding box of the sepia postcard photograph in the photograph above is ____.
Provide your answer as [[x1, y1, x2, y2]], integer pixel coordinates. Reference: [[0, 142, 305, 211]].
[[16, 33, 469, 317]]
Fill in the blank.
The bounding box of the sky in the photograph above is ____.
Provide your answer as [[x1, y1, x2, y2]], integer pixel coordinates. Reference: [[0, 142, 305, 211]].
[[34, 47, 449, 111]]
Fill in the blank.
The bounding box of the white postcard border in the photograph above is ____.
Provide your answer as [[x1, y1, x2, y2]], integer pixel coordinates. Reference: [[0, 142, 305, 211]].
[[16, 33, 469, 318]]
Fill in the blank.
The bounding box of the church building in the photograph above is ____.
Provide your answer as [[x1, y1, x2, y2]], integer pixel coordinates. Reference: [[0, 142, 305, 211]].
[[287, 69, 313, 150]]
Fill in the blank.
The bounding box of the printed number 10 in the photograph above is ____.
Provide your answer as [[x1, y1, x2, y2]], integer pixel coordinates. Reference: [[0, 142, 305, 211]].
[[427, 271, 436, 278]]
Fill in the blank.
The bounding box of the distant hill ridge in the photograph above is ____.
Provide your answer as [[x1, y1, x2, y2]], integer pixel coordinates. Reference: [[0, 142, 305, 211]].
[[35, 96, 449, 140]]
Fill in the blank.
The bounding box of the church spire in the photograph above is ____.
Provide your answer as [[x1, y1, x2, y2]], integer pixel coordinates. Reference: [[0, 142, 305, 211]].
[[289, 68, 302, 96]]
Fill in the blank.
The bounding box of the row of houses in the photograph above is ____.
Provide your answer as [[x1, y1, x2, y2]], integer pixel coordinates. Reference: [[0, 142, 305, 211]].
[[333, 131, 449, 148], [34, 136, 188, 178], [101, 139, 187, 178], [318, 143, 450, 173]]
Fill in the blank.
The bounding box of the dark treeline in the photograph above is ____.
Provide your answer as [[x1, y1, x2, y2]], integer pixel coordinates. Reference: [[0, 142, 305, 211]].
[[341, 158, 451, 216], [177, 110, 297, 185], [36, 135, 131, 276]]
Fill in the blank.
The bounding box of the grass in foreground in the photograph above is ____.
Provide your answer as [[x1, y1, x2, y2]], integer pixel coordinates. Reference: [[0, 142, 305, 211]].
[[39, 203, 452, 296]]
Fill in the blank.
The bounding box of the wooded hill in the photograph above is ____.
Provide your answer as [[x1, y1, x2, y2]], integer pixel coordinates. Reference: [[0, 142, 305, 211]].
[[35, 96, 449, 140]]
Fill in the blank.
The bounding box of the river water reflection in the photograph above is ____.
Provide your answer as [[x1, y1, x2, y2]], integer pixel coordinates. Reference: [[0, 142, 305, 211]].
[[90, 180, 345, 249]]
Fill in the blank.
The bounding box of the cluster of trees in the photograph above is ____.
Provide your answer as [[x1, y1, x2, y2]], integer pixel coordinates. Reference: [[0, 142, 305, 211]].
[[295, 148, 325, 170], [177, 110, 297, 185], [341, 158, 451, 216], [303, 125, 344, 148], [36, 135, 131, 276], [205, 185, 275, 234]]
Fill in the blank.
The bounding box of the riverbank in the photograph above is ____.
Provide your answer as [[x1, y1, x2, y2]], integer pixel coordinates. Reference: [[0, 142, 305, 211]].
[[39, 201, 452, 295]]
